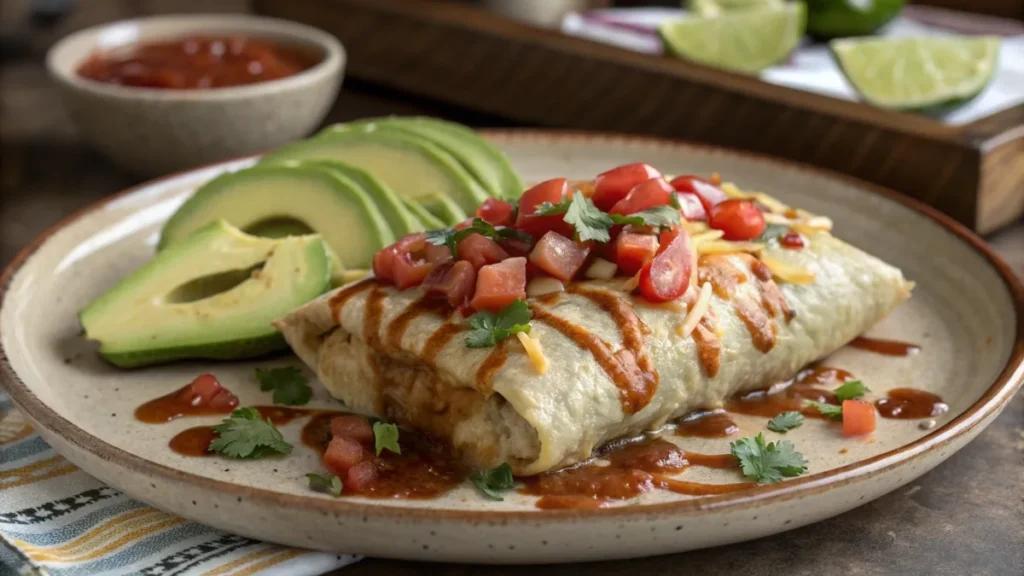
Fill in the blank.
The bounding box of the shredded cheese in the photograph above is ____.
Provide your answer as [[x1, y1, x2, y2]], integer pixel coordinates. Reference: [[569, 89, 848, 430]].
[[517, 332, 548, 375], [690, 229, 725, 247], [789, 216, 833, 234], [341, 269, 370, 284], [720, 182, 752, 199], [620, 271, 642, 292], [682, 220, 710, 235], [760, 256, 815, 284], [752, 192, 791, 214], [697, 240, 764, 255], [526, 277, 565, 297], [676, 282, 713, 338]]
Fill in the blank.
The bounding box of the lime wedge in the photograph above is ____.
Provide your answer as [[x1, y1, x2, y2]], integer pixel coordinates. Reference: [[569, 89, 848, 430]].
[[806, 0, 905, 39], [690, 0, 783, 18], [830, 36, 1001, 110], [660, 3, 806, 74]]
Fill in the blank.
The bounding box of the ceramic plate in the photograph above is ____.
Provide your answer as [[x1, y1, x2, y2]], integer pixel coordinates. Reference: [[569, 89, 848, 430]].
[[1, 132, 1021, 563]]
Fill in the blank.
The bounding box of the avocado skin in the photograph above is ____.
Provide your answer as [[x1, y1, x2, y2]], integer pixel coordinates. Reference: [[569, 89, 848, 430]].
[[81, 221, 332, 368]]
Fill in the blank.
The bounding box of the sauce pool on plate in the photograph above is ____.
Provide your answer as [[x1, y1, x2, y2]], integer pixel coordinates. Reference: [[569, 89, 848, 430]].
[[76, 36, 317, 89]]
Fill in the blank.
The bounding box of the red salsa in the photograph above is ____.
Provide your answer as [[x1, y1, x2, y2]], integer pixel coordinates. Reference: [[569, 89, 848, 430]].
[[76, 36, 317, 89]]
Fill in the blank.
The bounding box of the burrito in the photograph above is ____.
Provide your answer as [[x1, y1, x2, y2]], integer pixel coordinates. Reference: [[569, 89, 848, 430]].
[[275, 174, 911, 476]]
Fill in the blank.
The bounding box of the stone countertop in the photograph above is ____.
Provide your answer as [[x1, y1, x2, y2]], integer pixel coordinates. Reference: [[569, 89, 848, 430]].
[[1, 17, 1022, 576]]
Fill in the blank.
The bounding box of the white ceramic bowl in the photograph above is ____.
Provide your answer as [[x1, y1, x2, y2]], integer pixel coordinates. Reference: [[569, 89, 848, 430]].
[[46, 14, 345, 176]]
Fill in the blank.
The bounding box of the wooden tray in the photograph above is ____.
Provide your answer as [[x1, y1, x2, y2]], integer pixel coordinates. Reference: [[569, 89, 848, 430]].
[[255, 0, 1024, 233]]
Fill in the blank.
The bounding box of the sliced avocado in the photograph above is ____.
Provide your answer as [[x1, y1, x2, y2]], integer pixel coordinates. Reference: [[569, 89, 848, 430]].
[[260, 131, 490, 213], [418, 192, 468, 225], [80, 220, 331, 368], [400, 196, 446, 230], [323, 117, 523, 198], [159, 164, 393, 271], [276, 159, 423, 236]]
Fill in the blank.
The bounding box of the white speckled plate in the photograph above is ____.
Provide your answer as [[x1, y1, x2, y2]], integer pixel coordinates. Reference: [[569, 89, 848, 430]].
[[1, 132, 1022, 563]]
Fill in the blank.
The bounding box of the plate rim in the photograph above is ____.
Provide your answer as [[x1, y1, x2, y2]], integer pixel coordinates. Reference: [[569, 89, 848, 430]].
[[1, 130, 1021, 522]]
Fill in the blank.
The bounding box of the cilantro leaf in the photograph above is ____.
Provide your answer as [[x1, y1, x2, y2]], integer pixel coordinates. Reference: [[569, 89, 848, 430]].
[[471, 463, 515, 501], [465, 299, 532, 348], [209, 407, 293, 459], [307, 473, 343, 497], [833, 380, 870, 402], [756, 224, 790, 243], [564, 192, 614, 243], [804, 399, 843, 420], [730, 433, 808, 484], [767, 411, 804, 433], [373, 421, 401, 456], [609, 205, 681, 230], [256, 367, 312, 406], [668, 191, 682, 210], [534, 200, 570, 216], [425, 227, 458, 255]]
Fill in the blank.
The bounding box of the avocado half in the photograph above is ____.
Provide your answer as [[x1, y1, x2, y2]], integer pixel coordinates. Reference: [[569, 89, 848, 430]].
[[80, 220, 332, 368], [321, 117, 524, 199], [159, 164, 394, 272]]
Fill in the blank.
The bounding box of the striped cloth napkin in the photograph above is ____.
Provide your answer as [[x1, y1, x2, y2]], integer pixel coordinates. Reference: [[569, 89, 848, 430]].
[[0, 392, 360, 576]]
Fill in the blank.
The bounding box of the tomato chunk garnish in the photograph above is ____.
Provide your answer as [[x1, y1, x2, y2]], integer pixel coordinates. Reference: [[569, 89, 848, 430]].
[[471, 257, 527, 313], [842, 400, 876, 436], [475, 198, 516, 227], [323, 436, 366, 476], [609, 177, 674, 215], [670, 176, 727, 212], [457, 233, 510, 270], [593, 163, 662, 212], [529, 231, 591, 283], [422, 260, 477, 308], [373, 232, 435, 289], [614, 231, 660, 277], [637, 229, 693, 302], [330, 415, 374, 446], [345, 460, 380, 493], [676, 192, 708, 221], [178, 373, 239, 411], [707, 199, 767, 241], [515, 178, 573, 239], [780, 231, 806, 249], [391, 253, 433, 290]]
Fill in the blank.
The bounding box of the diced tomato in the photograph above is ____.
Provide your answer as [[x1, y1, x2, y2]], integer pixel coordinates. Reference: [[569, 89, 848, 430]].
[[780, 231, 806, 249], [454, 218, 475, 231], [395, 232, 427, 253], [457, 233, 510, 270], [323, 436, 366, 476], [345, 460, 379, 493], [676, 192, 708, 221], [475, 198, 516, 227], [637, 228, 693, 302], [391, 253, 433, 290], [707, 199, 767, 241], [422, 260, 477, 308], [499, 236, 532, 258], [330, 415, 374, 446], [515, 178, 573, 239], [372, 247, 397, 281], [424, 242, 452, 264], [178, 373, 239, 410], [471, 257, 527, 313], [670, 176, 727, 212], [609, 177, 674, 215], [842, 400, 876, 436], [529, 232, 591, 283], [592, 163, 662, 212], [614, 232, 660, 276]]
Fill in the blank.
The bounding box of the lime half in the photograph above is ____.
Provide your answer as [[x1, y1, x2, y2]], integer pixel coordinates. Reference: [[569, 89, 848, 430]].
[[690, 0, 783, 17], [806, 0, 905, 39], [831, 36, 1001, 110], [660, 3, 806, 74]]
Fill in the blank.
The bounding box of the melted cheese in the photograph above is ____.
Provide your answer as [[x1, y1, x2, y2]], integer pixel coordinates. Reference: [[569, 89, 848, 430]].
[[760, 255, 816, 284], [517, 332, 548, 375], [676, 282, 713, 338], [698, 240, 764, 255], [690, 230, 725, 247], [619, 271, 642, 292]]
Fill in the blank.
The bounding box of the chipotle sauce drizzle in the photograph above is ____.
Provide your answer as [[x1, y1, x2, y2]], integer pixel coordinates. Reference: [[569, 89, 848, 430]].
[[385, 297, 451, 351], [849, 337, 921, 357], [327, 278, 375, 322], [475, 338, 509, 393], [422, 323, 469, 367], [169, 426, 218, 457], [530, 296, 658, 414], [134, 375, 238, 423], [876, 389, 948, 419], [725, 366, 854, 419], [675, 410, 739, 438]]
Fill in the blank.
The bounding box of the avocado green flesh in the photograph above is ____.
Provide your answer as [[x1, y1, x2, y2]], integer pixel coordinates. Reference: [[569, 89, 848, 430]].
[[159, 165, 393, 270], [261, 131, 490, 213], [400, 196, 446, 229], [418, 192, 468, 225], [269, 159, 424, 236], [322, 117, 523, 199], [80, 220, 331, 368]]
